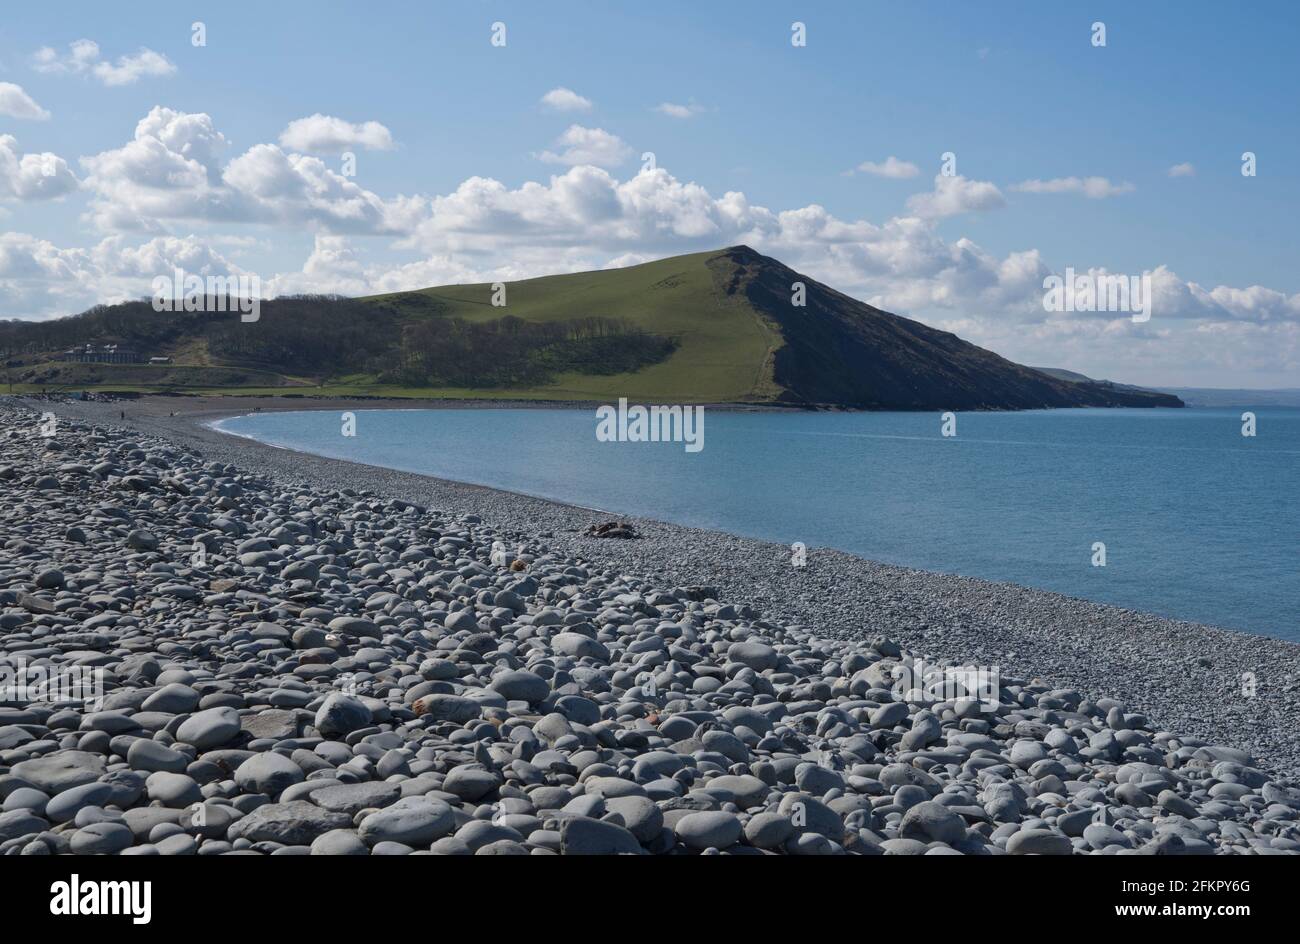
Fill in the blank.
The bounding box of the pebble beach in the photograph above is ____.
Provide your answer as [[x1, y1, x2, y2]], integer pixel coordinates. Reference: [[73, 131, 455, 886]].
[[2, 395, 1298, 856]]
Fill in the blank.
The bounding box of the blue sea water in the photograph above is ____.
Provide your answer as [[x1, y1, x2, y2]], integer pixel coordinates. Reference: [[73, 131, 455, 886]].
[[216, 406, 1299, 640]]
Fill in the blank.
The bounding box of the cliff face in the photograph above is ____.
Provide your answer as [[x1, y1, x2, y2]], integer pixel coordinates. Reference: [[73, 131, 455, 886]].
[[711, 245, 1183, 410]]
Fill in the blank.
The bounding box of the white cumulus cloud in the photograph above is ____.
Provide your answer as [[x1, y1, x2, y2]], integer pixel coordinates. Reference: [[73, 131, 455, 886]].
[[279, 114, 395, 153], [854, 156, 920, 179], [79, 106, 423, 234], [1168, 162, 1196, 178], [540, 87, 593, 112], [0, 82, 51, 120], [32, 39, 101, 75], [906, 174, 1006, 219], [1010, 176, 1135, 198], [537, 125, 633, 168], [0, 135, 80, 200], [0, 232, 249, 319], [33, 39, 176, 86], [654, 102, 705, 119]]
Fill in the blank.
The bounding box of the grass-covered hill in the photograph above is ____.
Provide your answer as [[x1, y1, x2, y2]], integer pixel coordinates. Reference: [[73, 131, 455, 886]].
[[0, 246, 1182, 408]]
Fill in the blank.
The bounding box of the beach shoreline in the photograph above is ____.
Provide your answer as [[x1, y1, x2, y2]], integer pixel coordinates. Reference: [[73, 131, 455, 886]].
[[21, 393, 1300, 777]]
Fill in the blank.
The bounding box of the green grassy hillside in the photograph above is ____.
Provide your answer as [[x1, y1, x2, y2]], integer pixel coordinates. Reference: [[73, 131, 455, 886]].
[[0, 246, 1183, 408], [365, 249, 782, 402]]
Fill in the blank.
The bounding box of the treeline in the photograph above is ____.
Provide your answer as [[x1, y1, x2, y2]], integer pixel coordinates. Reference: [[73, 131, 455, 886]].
[[1, 296, 674, 388], [1, 300, 209, 357], [386, 315, 675, 387], [1, 296, 404, 380], [207, 296, 399, 377]]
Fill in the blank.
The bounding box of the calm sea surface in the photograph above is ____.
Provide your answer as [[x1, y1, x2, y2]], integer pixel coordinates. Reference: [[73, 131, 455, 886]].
[[216, 407, 1300, 640]]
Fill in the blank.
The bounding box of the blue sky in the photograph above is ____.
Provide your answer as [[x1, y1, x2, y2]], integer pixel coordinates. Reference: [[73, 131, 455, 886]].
[[1, 1, 1297, 386]]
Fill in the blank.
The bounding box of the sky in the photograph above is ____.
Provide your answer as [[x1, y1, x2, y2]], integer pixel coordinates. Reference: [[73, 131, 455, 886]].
[[1, 0, 1297, 387]]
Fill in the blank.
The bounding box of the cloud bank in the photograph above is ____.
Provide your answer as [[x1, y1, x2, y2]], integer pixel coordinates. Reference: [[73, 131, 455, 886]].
[[3, 106, 1294, 385]]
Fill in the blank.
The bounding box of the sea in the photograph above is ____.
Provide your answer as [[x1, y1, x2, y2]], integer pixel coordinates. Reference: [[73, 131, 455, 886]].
[[215, 406, 1300, 641]]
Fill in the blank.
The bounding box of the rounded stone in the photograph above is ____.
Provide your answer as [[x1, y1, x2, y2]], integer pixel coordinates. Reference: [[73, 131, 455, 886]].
[[488, 670, 551, 704], [127, 739, 189, 774], [45, 782, 114, 824], [357, 799, 456, 846], [604, 796, 664, 843], [235, 752, 306, 797], [35, 568, 65, 589], [674, 811, 743, 851], [314, 693, 372, 739], [2, 787, 51, 816], [726, 641, 779, 672], [70, 821, 135, 855], [442, 766, 501, 802], [142, 683, 202, 714], [899, 800, 967, 845], [745, 811, 795, 849], [1006, 828, 1073, 856], [175, 707, 242, 750], [145, 772, 203, 808], [310, 829, 369, 856], [560, 817, 643, 855]]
